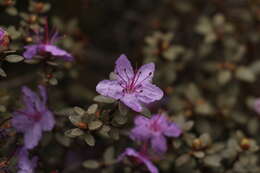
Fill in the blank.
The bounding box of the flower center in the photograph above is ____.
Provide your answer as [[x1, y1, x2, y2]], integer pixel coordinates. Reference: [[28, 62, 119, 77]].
[[116, 68, 152, 94], [149, 116, 162, 132], [17, 110, 42, 122]]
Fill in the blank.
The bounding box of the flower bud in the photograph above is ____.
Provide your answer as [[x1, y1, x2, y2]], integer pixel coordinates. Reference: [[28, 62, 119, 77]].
[[240, 138, 250, 150]]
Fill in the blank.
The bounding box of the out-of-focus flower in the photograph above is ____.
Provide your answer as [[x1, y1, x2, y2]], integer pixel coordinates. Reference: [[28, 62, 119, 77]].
[[131, 114, 181, 153], [118, 148, 158, 173], [17, 148, 37, 173], [253, 98, 260, 114], [96, 54, 163, 112], [23, 21, 74, 61], [0, 28, 10, 50], [12, 85, 55, 149]]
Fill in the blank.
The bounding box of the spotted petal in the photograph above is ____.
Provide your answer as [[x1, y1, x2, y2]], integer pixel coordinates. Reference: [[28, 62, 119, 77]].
[[115, 54, 134, 82], [135, 63, 155, 85], [136, 83, 164, 103]]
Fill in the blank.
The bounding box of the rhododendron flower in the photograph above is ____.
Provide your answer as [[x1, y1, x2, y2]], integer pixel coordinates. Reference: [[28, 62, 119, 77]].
[[23, 22, 73, 61], [131, 114, 182, 153], [96, 54, 163, 112], [118, 148, 158, 173], [17, 148, 37, 173], [12, 85, 55, 149]]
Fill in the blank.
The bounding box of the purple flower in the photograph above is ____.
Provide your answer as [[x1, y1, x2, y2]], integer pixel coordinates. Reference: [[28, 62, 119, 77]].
[[17, 148, 38, 173], [254, 98, 260, 114], [118, 148, 158, 173], [131, 114, 182, 153], [12, 85, 55, 149], [23, 23, 74, 61], [96, 54, 163, 112]]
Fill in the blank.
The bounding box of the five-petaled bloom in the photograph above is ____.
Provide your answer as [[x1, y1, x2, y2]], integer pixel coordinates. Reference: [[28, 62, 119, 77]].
[[96, 54, 164, 112], [17, 148, 38, 173], [131, 114, 182, 153], [12, 85, 55, 149], [0, 27, 10, 50], [23, 21, 73, 61], [118, 148, 158, 173]]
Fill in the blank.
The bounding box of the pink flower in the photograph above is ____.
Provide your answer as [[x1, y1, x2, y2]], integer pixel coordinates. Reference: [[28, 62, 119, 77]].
[[12, 85, 55, 149], [118, 148, 158, 173], [23, 22, 73, 61], [131, 114, 182, 153], [96, 54, 163, 112]]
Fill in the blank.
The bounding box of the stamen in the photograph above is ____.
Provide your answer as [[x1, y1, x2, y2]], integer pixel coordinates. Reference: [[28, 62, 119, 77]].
[[135, 71, 153, 86]]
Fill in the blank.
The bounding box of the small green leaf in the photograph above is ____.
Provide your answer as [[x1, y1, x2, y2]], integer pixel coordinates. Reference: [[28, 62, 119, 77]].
[[84, 133, 95, 146], [82, 160, 100, 169], [87, 104, 98, 114], [5, 55, 24, 63], [108, 128, 119, 140], [69, 115, 82, 126], [217, 70, 232, 85], [49, 78, 58, 85], [103, 146, 115, 164], [64, 128, 84, 138], [6, 7, 18, 16], [93, 95, 116, 103], [74, 106, 85, 116], [88, 120, 103, 130], [235, 66, 255, 83], [0, 68, 7, 77], [118, 102, 129, 116], [109, 72, 117, 80], [140, 106, 151, 118]]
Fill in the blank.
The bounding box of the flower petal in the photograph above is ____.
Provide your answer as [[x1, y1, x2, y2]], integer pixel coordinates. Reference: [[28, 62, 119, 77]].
[[130, 126, 152, 141], [40, 110, 55, 131], [135, 63, 155, 85], [96, 80, 123, 100], [18, 148, 37, 173], [12, 112, 33, 132], [136, 83, 164, 103], [134, 115, 149, 126], [23, 45, 38, 59], [115, 54, 134, 82], [151, 135, 167, 153], [121, 94, 143, 112], [38, 85, 47, 104], [21, 86, 42, 113], [118, 148, 158, 173], [164, 123, 182, 137], [24, 123, 42, 149], [44, 45, 74, 61]]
